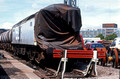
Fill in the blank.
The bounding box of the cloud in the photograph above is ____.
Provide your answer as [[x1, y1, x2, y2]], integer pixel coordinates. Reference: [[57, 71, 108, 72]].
[[0, 0, 4, 3], [0, 6, 7, 12], [0, 0, 120, 30], [0, 0, 8, 12], [0, 22, 13, 29], [13, 0, 63, 24], [79, 0, 120, 10], [79, 0, 120, 29], [31, 0, 63, 9], [32, 3, 39, 9], [13, 9, 37, 24]]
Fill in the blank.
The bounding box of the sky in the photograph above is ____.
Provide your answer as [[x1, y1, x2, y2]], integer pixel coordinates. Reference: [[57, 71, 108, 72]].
[[0, 0, 120, 29]]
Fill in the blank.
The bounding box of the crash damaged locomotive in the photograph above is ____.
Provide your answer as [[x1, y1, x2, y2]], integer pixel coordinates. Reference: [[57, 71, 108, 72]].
[[0, 4, 83, 61], [0, 4, 106, 78]]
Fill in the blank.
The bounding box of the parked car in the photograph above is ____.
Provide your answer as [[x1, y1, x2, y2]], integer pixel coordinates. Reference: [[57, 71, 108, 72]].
[[85, 43, 105, 50]]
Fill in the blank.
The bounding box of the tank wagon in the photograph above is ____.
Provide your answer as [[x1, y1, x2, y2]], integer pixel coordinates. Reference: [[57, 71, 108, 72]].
[[0, 4, 106, 78], [0, 30, 12, 51]]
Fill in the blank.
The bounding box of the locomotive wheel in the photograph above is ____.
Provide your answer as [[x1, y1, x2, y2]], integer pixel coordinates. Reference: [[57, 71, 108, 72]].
[[13, 47, 18, 56], [112, 49, 119, 68], [28, 50, 36, 61]]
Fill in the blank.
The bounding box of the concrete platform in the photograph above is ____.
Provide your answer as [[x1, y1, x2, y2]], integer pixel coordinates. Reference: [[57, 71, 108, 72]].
[[0, 50, 40, 79]]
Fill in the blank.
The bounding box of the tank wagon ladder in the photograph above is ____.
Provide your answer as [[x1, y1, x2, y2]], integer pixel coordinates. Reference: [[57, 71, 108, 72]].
[[53, 50, 104, 79]]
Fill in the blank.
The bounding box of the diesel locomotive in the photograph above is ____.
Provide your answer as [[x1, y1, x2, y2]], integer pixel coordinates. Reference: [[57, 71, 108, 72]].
[[0, 4, 83, 66]]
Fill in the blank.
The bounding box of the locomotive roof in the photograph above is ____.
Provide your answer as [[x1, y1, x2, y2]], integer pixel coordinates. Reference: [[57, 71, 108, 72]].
[[12, 13, 36, 28]]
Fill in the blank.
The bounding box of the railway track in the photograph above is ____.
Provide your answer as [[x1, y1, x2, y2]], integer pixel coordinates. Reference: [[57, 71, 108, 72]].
[[0, 50, 119, 79], [12, 56, 85, 79], [33, 68, 86, 79], [5, 51, 96, 79]]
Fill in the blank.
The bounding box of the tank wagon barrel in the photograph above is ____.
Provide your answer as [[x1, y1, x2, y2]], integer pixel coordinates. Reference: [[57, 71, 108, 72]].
[[0, 30, 12, 51], [0, 30, 12, 43]]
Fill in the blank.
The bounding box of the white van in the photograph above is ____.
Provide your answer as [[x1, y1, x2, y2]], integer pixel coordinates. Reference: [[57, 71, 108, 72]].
[[110, 37, 120, 49]]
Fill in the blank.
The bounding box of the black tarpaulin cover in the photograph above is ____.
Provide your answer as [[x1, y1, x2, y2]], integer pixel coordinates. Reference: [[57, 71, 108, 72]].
[[34, 4, 83, 50]]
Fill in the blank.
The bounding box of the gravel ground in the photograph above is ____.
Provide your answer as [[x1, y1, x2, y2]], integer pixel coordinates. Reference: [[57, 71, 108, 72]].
[[93, 65, 119, 79], [65, 65, 119, 79], [97, 65, 119, 77]]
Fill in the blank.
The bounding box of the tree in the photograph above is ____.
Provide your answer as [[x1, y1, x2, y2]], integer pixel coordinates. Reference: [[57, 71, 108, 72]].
[[96, 34, 104, 39], [105, 33, 117, 40]]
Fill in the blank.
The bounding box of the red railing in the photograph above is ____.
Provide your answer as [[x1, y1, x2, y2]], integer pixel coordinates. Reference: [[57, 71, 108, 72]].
[[53, 50, 105, 59]]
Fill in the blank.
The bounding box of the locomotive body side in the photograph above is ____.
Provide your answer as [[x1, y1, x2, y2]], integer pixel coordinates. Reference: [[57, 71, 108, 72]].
[[12, 26, 20, 44], [11, 15, 36, 46], [20, 18, 36, 45]]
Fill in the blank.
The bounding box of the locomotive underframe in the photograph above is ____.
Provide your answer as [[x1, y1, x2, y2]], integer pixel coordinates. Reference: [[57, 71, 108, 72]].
[[0, 43, 45, 64], [0, 42, 108, 78]]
